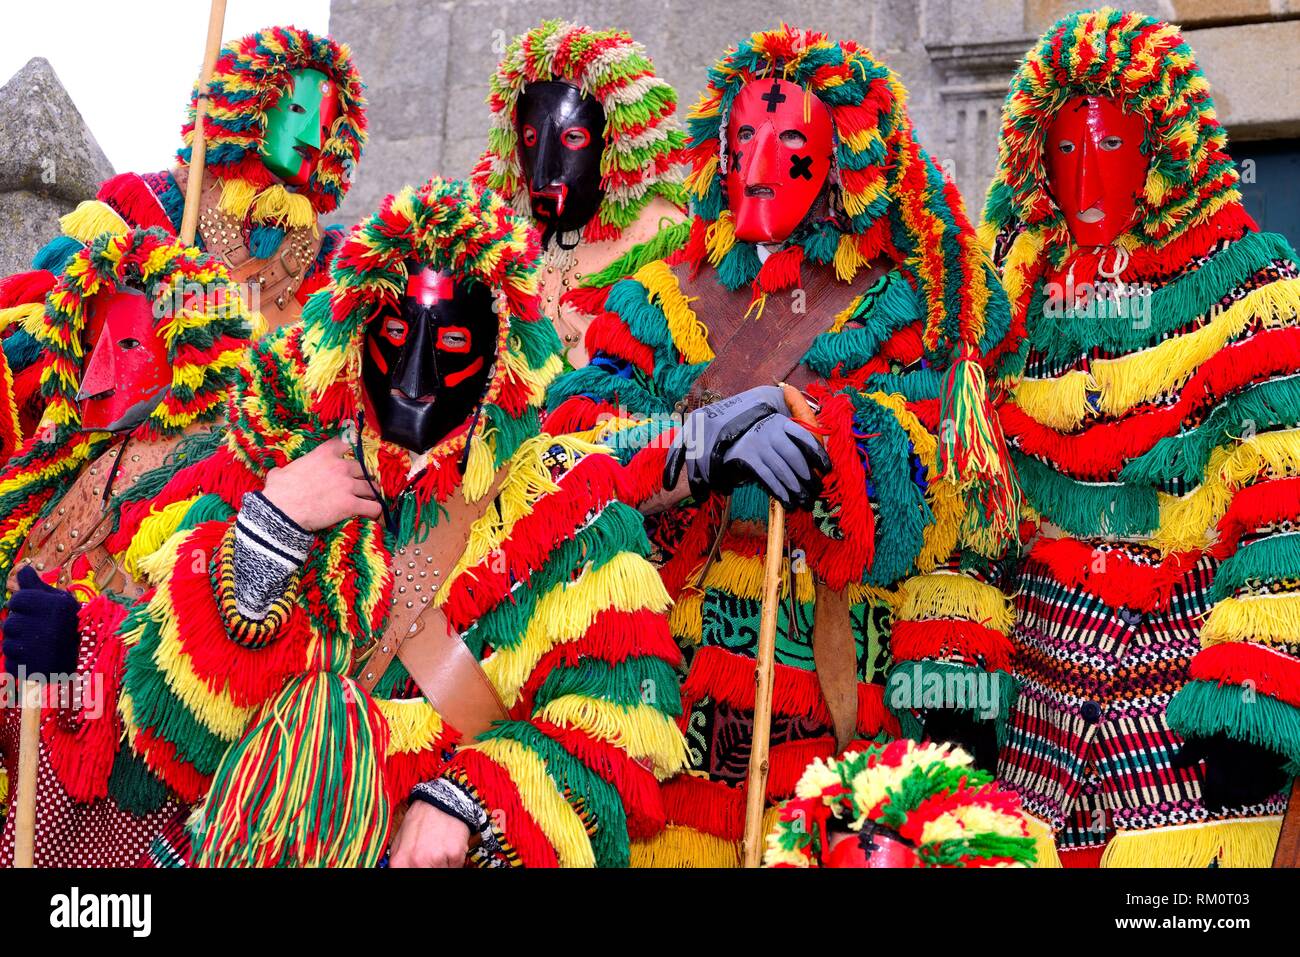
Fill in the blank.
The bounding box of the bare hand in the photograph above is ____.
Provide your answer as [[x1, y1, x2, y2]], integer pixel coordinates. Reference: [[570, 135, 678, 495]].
[[388, 801, 472, 868], [261, 437, 382, 532]]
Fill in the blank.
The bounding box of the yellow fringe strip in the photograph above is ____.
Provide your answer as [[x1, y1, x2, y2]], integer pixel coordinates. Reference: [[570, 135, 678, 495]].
[[846, 582, 902, 608], [703, 550, 817, 604], [1154, 429, 1300, 553], [894, 571, 1014, 633], [1101, 817, 1281, 868], [483, 552, 670, 704], [121, 496, 199, 582], [631, 823, 740, 868], [1014, 278, 1300, 431], [668, 590, 703, 645], [828, 294, 865, 334], [634, 260, 714, 365], [833, 234, 868, 283], [704, 210, 736, 267], [1203, 592, 1300, 646], [218, 178, 317, 231], [534, 696, 689, 777], [469, 736, 596, 867], [685, 155, 719, 200], [1024, 814, 1062, 868], [58, 200, 129, 245], [374, 697, 446, 756], [0, 303, 45, 336]]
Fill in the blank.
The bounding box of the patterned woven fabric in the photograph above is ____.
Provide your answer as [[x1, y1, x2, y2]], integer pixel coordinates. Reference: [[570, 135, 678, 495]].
[[1002, 550, 1285, 841]]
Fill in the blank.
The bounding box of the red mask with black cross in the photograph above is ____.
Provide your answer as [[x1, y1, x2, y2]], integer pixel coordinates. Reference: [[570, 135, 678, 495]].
[[76, 287, 171, 434], [1044, 94, 1148, 247], [725, 77, 835, 244]]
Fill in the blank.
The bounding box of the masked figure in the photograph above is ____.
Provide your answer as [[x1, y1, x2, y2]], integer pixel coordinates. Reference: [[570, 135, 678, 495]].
[[983, 8, 1300, 867], [473, 20, 688, 370], [764, 739, 1037, 867], [0, 25, 366, 455], [548, 26, 1023, 867], [112, 178, 686, 868], [0, 228, 252, 865]]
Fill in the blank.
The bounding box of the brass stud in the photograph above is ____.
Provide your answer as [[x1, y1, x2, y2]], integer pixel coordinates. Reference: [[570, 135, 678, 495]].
[[405, 601, 414, 609]]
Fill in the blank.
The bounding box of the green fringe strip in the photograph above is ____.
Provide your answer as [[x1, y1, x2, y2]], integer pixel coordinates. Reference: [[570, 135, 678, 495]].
[[1012, 450, 1159, 538], [1211, 532, 1300, 602], [886, 660, 1018, 746], [1167, 678, 1300, 766], [579, 220, 692, 289]]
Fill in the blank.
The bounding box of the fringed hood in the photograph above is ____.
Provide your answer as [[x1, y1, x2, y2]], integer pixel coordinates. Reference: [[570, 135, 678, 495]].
[[0, 227, 252, 598], [980, 7, 1247, 275], [472, 18, 688, 243], [677, 24, 1019, 538], [231, 177, 562, 510], [178, 24, 368, 228], [764, 739, 1037, 867]]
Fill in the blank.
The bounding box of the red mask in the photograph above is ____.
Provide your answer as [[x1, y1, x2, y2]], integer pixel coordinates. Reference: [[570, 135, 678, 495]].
[[1045, 95, 1148, 246], [725, 78, 834, 244], [76, 288, 171, 433], [823, 825, 918, 868]]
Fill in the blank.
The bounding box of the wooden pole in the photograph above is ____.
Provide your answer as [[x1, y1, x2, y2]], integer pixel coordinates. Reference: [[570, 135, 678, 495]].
[[1272, 779, 1300, 867], [178, 0, 229, 246], [12, 679, 42, 868], [741, 497, 786, 868]]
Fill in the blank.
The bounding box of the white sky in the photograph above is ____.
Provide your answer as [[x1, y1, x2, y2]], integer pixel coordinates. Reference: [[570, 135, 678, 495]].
[[2, 1, 331, 173]]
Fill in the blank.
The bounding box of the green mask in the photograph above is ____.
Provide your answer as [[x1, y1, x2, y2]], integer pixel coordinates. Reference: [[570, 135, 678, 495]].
[[259, 68, 338, 187]]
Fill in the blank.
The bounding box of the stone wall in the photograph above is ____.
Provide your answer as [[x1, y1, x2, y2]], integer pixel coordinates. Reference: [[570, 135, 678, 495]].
[[329, 0, 1299, 224], [0, 58, 114, 276]]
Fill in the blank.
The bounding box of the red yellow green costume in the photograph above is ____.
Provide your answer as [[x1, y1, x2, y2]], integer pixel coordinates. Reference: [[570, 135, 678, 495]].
[[982, 7, 1300, 866], [547, 25, 1022, 867], [116, 178, 686, 867], [0, 227, 252, 865]]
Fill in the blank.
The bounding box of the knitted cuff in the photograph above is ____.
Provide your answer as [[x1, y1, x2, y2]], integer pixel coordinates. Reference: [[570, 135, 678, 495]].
[[232, 491, 314, 621], [410, 777, 505, 859]]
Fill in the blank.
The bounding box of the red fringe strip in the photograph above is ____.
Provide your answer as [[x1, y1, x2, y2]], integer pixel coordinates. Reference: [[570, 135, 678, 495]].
[[0, 269, 55, 309], [1027, 535, 1200, 614], [446, 747, 558, 867], [42, 596, 128, 802], [534, 720, 667, 841], [658, 494, 724, 601], [441, 452, 625, 630], [661, 773, 744, 839], [132, 720, 212, 804], [890, 618, 1013, 673], [1189, 642, 1300, 709], [617, 441, 673, 508], [511, 608, 681, 718], [1213, 477, 1300, 558], [381, 730, 456, 809], [680, 645, 897, 737], [543, 395, 615, 435], [96, 172, 175, 233], [584, 310, 656, 375], [1060, 844, 1106, 868], [560, 284, 610, 319], [787, 391, 875, 589], [1003, 328, 1300, 481]]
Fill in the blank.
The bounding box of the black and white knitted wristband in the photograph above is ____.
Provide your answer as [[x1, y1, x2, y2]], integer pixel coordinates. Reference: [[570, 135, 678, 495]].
[[232, 491, 315, 621]]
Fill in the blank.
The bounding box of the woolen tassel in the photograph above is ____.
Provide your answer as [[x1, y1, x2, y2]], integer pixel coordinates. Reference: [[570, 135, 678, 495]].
[[630, 824, 740, 868], [58, 200, 129, 245], [1024, 814, 1062, 868], [938, 353, 1020, 544], [191, 671, 391, 868], [1100, 818, 1282, 868]]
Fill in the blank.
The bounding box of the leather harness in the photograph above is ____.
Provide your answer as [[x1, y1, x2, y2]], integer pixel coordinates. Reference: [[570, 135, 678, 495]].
[[353, 474, 509, 743]]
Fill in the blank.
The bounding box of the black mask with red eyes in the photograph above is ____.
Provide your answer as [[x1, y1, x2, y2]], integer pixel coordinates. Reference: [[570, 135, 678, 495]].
[[362, 266, 497, 454], [517, 80, 606, 244]]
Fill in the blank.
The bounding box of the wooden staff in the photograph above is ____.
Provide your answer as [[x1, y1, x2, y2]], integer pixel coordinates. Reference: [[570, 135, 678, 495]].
[[11, 678, 41, 868], [741, 496, 786, 868], [179, 0, 229, 246], [1272, 779, 1300, 867]]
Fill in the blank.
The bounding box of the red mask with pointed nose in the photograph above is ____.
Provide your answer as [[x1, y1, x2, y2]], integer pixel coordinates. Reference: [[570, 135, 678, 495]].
[[725, 77, 834, 244], [1045, 95, 1148, 247], [76, 288, 171, 433]]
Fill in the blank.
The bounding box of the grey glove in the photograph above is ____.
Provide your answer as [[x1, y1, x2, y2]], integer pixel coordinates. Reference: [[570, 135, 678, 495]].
[[664, 386, 830, 510]]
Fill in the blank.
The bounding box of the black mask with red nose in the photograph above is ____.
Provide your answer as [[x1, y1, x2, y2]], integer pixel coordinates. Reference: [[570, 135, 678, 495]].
[[517, 81, 606, 244], [362, 265, 497, 454]]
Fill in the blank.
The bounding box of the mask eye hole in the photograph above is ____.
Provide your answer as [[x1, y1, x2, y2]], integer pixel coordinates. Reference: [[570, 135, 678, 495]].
[[735, 125, 755, 144], [118, 338, 140, 350], [1100, 135, 1125, 151], [289, 103, 307, 115], [522, 124, 538, 148], [437, 327, 471, 353], [779, 129, 806, 148], [1056, 139, 1076, 155], [382, 319, 408, 346], [560, 127, 591, 150]]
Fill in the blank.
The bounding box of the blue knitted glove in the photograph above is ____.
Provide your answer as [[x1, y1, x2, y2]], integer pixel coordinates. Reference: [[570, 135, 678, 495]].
[[3, 566, 80, 679]]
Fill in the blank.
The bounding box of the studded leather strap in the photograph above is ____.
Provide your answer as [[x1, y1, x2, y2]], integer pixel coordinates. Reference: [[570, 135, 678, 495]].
[[354, 474, 510, 742]]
